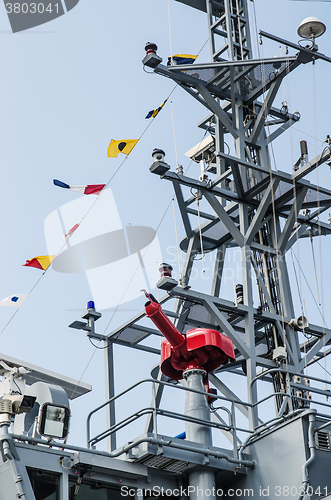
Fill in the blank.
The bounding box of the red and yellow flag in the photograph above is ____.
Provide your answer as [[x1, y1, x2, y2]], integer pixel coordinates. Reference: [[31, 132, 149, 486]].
[[23, 255, 55, 271]]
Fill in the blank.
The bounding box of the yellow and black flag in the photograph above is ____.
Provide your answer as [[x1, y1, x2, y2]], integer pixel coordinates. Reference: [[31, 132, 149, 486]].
[[145, 99, 168, 119], [107, 139, 139, 158]]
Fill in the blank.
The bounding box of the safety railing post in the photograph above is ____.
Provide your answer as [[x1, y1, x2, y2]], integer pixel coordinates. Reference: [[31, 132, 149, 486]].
[[152, 380, 158, 438], [231, 401, 238, 459]]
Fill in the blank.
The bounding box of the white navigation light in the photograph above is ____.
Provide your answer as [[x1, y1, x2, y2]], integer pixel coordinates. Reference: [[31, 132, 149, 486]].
[[297, 17, 326, 39]]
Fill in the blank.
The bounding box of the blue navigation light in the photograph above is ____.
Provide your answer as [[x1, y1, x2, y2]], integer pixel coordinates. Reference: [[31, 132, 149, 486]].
[[87, 301, 95, 309]]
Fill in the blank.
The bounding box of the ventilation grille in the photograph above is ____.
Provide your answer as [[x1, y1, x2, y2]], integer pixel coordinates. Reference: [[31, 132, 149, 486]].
[[316, 430, 331, 451], [135, 453, 190, 473]]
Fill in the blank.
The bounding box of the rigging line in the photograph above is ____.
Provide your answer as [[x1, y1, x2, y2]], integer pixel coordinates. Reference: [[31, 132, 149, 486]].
[[316, 360, 331, 380], [251, 0, 261, 60], [0, 85, 178, 337], [302, 299, 311, 376], [170, 101, 180, 168], [261, 42, 287, 349], [75, 114, 162, 227], [0, 262, 54, 335], [172, 198, 182, 282], [197, 38, 209, 56], [309, 230, 321, 306], [313, 62, 328, 381], [196, 195, 205, 271], [55, 93, 206, 365], [311, 65, 325, 317], [290, 251, 304, 316], [280, 46, 287, 105], [167, 0, 173, 65], [290, 248, 328, 327], [283, 34, 308, 371], [0, 310, 19, 336], [321, 158, 331, 239], [70, 197, 174, 398], [292, 126, 331, 148], [84, 128, 210, 364]]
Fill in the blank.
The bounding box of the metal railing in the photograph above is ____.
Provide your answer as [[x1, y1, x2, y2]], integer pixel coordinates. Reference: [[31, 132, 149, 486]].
[[87, 371, 331, 456], [86, 378, 252, 453]]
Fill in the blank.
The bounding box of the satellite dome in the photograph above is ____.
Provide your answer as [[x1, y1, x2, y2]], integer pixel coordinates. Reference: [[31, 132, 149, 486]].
[[297, 17, 326, 39]]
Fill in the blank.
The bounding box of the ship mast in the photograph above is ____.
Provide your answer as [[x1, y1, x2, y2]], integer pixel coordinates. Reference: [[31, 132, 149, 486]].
[[141, 0, 331, 431], [204, 0, 299, 419]]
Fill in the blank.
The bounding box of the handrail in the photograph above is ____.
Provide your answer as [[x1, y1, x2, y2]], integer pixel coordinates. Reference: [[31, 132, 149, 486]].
[[11, 433, 256, 469], [86, 378, 252, 448], [87, 374, 331, 452], [250, 367, 331, 388], [89, 406, 253, 447]]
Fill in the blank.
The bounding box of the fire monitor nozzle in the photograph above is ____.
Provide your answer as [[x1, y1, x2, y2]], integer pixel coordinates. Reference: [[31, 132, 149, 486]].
[[144, 292, 235, 379]]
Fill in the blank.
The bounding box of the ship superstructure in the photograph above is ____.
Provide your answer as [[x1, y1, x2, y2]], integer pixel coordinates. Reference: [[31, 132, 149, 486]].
[[1, 1, 331, 499]]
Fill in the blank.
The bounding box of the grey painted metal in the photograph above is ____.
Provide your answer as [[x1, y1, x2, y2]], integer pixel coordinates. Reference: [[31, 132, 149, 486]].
[[12, 432, 256, 468], [203, 190, 244, 246], [0, 352, 91, 400], [104, 342, 116, 452], [278, 186, 308, 254], [184, 370, 212, 445], [292, 148, 331, 181], [259, 29, 331, 64], [4, 2, 331, 500], [184, 369, 215, 499], [86, 377, 257, 450], [202, 298, 251, 359], [144, 365, 167, 434], [211, 245, 226, 297], [0, 424, 30, 500], [244, 177, 280, 245], [60, 474, 69, 500]]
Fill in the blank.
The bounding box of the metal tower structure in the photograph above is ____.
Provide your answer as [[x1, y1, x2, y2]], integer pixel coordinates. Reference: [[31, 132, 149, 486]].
[[5, 4, 331, 500], [104, 0, 331, 436]]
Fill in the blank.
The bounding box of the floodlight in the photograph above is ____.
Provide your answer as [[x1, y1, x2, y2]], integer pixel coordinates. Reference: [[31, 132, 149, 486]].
[[297, 17, 326, 40], [38, 403, 70, 440]]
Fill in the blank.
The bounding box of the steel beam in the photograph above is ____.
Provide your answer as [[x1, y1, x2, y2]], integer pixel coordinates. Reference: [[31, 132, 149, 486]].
[[292, 148, 331, 181], [248, 78, 284, 144], [197, 84, 239, 139], [278, 186, 308, 254], [203, 191, 245, 247], [173, 182, 193, 239], [298, 328, 331, 370], [245, 177, 280, 245], [202, 298, 251, 359]]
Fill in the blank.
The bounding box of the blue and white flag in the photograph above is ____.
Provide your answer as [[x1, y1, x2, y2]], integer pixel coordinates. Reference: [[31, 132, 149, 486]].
[[0, 294, 28, 308]]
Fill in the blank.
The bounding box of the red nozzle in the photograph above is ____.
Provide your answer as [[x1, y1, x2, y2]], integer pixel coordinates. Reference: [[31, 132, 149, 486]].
[[144, 294, 185, 349], [143, 291, 236, 380]]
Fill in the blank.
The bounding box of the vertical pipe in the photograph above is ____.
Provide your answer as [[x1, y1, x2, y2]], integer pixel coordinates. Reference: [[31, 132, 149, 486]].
[[184, 369, 216, 500], [152, 380, 158, 438], [104, 342, 116, 452], [231, 400, 238, 459]]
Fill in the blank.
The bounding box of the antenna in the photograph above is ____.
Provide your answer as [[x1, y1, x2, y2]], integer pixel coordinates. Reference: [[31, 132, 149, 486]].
[[298, 17, 326, 49], [298, 17, 326, 39]]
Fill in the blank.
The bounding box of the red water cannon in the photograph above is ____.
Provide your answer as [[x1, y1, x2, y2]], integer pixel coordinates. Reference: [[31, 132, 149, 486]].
[[143, 292, 235, 380]]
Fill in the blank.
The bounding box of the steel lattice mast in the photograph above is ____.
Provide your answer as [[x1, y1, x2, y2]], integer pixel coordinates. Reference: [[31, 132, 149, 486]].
[[140, 0, 331, 431]]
